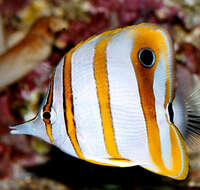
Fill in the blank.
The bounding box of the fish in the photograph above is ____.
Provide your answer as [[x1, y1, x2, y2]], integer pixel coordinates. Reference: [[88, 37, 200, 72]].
[[9, 23, 200, 180]]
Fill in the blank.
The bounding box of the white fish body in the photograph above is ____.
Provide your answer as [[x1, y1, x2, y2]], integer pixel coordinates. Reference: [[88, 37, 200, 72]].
[[11, 23, 200, 180]]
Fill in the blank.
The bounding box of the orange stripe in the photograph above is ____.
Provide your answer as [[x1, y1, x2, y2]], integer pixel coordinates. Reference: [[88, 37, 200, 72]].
[[63, 50, 85, 159], [164, 69, 170, 108], [130, 27, 169, 173], [86, 158, 135, 167], [94, 35, 123, 159], [164, 114, 188, 179], [130, 26, 188, 178], [43, 72, 55, 143], [169, 64, 176, 104], [159, 26, 187, 178], [169, 124, 188, 179], [164, 33, 175, 108]]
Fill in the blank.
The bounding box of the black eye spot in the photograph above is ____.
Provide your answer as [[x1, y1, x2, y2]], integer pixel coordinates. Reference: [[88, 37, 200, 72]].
[[168, 103, 174, 123], [138, 48, 155, 68], [43, 112, 51, 120]]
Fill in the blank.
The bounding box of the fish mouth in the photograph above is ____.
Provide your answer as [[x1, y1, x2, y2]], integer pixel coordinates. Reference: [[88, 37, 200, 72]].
[[9, 115, 37, 135]]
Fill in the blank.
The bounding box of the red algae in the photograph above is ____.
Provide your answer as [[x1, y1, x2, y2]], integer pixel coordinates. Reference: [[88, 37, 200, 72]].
[[0, 134, 47, 179], [0, 0, 30, 17], [0, 143, 12, 179], [0, 94, 16, 131], [177, 42, 200, 74], [66, 13, 109, 45]]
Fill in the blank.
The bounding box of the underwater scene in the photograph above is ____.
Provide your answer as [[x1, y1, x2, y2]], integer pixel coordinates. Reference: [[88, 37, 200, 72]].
[[0, 0, 200, 189]]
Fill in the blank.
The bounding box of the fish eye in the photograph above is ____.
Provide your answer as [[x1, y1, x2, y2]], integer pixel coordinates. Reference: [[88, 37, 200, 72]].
[[42, 107, 57, 124], [43, 112, 51, 120], [167, 103, 174, 124], [138, 48, 155, 68]]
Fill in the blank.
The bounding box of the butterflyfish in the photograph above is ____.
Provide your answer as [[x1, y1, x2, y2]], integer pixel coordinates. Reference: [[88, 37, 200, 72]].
[[10, 23, 200, 180]]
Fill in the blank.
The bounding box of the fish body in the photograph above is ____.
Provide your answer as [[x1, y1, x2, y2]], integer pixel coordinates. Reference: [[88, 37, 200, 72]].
[[10, 23, 200, 180]]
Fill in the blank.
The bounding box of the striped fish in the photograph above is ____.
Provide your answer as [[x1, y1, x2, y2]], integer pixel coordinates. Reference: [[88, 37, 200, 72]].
[[10, 23, 200, 180]]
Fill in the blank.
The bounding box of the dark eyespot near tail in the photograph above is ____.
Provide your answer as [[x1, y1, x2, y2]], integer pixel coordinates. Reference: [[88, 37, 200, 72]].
[[138, 48, 155, 68], [43, 112, 51, 120], [168, 102, 174, 123]]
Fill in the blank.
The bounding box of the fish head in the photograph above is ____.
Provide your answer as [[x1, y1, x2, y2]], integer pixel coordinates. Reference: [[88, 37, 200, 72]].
[[9, 75, 57, 144], [9, 59, 70, 149]]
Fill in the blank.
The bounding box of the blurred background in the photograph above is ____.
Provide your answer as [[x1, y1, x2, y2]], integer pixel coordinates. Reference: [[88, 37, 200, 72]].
[[0, 0, 200, 189]]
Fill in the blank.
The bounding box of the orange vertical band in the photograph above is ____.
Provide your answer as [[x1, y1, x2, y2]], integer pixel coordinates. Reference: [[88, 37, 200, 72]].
[[130, 28, 168, 173], [94, 35, 123, 159], [43, 72, 55, 143], [63, 49, 85, 159]]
